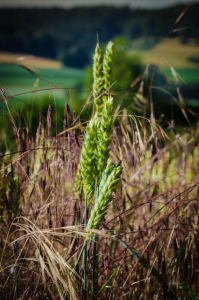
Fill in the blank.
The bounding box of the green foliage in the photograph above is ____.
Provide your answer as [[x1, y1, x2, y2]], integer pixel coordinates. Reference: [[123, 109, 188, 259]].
[[111, 37, 142, 93], [132, 37, 159, 50], [177, 284, 199, 300]]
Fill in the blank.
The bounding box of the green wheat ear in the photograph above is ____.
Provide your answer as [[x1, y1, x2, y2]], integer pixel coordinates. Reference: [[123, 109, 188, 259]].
[[96, 96, 114, 179], [103, 41, 113, 102], [93, 43, 104, 115], [86, 160, 122, 240], [80, 118, 98, 202], [73, 40, 115, 202]]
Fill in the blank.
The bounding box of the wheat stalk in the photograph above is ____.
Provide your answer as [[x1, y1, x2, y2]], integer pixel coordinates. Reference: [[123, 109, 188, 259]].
[[73, 44, 122, 288]]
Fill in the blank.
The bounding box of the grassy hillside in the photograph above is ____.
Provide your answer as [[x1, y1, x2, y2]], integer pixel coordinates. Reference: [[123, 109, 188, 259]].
[[131, 38, 199, 69], [0, 60, 85, 103], [127, 37, 199, 112], [129, 38, 199, 82], [0, 57, 85, 142]]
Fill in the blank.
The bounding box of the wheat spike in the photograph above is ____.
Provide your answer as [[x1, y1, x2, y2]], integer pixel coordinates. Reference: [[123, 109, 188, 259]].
[[86, 160, 122, 240], [80, 118, 98, 201], [103, 41, 113, 103], [93, 43, 104, 115], [96, 96, 114, 178]]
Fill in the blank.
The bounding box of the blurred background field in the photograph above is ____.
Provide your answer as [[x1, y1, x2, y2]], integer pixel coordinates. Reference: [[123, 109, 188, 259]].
[[0, 54, 84, 100], [0, 3, 199, 151], [1, 2, 197, 161], [1, 36, 199, 152]]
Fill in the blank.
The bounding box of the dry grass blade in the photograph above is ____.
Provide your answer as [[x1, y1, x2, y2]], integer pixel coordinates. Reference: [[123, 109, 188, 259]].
[[168, 4, 193, 35], [1, 218, 85, 299]]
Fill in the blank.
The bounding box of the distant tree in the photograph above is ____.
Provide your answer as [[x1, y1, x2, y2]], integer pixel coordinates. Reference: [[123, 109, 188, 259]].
[[180, 36, 189, 45], [111, 37, 142, 93]]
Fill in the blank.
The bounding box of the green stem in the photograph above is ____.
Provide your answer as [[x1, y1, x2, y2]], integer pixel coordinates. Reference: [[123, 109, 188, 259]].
[[66, 242, 86, 299], [14, 240, 18, 300], [92, 182, 99, 300], [72, 242, 86, 277], [83, 196, 88, 296], [91, 234, 97, 300], [98, 268, 118, 294]]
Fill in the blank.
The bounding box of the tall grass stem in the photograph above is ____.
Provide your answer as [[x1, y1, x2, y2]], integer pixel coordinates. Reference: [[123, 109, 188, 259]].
[[91, 234, 97, 300], [83, 196, 88, 296]]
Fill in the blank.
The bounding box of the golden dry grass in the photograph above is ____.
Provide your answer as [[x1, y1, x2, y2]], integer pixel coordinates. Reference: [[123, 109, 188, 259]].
[[130, 38, 199, 69], [0, 52, 63, 69]]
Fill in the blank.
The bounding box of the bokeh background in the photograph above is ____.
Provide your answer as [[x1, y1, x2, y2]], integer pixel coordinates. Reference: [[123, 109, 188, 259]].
[[0, 0, 199, 149]]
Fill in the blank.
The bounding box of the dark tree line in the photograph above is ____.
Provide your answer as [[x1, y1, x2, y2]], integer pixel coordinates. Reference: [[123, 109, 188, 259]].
[[0, 4, 199, 68]]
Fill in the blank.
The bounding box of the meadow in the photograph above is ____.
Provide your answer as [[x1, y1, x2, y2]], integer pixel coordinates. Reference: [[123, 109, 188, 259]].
[[0, 59, 84, 102], [131, 38, 199, 70], [130, 37, 199, 95], [0, 39, 199, 300], [0, 55, 85, 151], [0, 37, 199, 123]]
